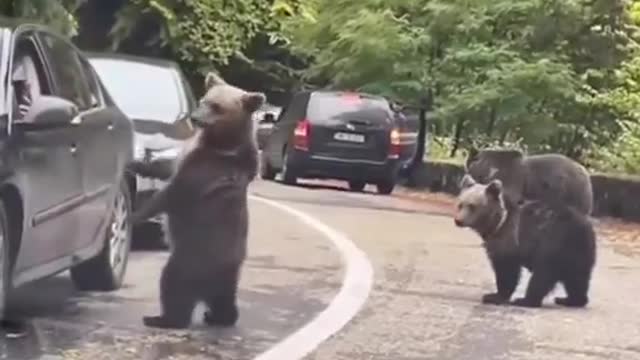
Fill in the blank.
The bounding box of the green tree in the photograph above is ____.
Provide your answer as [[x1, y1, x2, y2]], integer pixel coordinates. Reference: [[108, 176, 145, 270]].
[[109, 0, 312, 95], [1, 0, 83, 36], [284, 0, 640, 162]]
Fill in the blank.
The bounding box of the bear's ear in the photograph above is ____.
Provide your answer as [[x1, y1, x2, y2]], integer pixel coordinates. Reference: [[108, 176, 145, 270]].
[[242, 92, 266, 113], [459, 174, 476, 190], [485, 179, 503, 199], [204, 72, 226, 89], [464, 147, 479, 171]]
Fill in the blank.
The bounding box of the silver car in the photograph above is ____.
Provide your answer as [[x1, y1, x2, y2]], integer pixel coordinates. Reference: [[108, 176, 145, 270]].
[[87, 52, 197, 248]]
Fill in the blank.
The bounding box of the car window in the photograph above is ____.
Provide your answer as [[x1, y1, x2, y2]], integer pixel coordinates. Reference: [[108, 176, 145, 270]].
[[78, 57, 102, 108], [89, 58, 184, 123], [307, 92, 390, 124], [10, 35, 52, 120], [39, 32, 93, 111]]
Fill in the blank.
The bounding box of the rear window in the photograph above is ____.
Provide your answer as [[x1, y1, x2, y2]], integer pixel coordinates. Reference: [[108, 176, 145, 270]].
[[306, 92, 391, 124]]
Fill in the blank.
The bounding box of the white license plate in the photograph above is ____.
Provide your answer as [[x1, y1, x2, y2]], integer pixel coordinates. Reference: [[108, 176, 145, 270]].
[[333, 132, 365, 143]]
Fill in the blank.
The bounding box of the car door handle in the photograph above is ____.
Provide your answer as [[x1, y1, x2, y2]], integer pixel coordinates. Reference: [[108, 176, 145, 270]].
[[70, 144, 78, 156], [70, 115, 82, 125], [107, 122, 114, 131]]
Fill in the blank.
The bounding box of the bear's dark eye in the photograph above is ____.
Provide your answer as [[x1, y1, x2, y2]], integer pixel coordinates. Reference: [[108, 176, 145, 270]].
[[467, 204, 476, 212], [209, 102, 223, 114]]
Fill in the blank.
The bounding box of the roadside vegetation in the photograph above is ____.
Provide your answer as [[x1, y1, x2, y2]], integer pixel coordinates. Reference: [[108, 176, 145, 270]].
[[5, 0, 640, 175]]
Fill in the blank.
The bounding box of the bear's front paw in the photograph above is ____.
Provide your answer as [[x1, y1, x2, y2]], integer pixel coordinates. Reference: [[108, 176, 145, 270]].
[[143, 315, 189, 329], [511, 297, 542, 308], [481, 293, 509, 305]]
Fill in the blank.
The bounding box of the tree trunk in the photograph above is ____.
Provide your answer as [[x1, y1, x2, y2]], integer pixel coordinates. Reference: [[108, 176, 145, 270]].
[[486, 106, 497, 137], [450, 117, 466, 158], [499, 128, 509, 145], [409, 89, 433, 172]]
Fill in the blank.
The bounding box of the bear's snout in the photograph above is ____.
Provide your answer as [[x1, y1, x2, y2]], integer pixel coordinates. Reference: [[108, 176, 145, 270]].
[[454, 218, 464, 227]]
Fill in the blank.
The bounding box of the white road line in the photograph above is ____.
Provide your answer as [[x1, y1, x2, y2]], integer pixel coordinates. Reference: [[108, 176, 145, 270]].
[[249, 194, 374, 360]]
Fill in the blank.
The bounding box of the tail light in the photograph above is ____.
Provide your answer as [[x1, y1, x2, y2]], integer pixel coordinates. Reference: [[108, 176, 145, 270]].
[[293, 118, 310, 151], [389, 128, 401, 159]]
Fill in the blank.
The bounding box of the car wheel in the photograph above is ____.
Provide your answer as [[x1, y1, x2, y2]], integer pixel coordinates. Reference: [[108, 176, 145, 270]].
[[260, 152, 277, 180], [281, 150, 298, 185], [71, 179, 132, 291], [0, 201, 10, 321], [348, 180, 366, 192], [376, 180, 396, 195]]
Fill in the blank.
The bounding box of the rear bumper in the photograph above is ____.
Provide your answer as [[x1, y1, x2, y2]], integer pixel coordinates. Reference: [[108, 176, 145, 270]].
[[288, 150, 401, 182]]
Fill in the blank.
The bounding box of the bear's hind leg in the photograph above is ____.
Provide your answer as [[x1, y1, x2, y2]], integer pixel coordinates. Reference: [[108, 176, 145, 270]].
[[556, 271, 591, 308], [204, 264, 240, 327], [512, 266, 558, 308], [144, 259, 198, 329]]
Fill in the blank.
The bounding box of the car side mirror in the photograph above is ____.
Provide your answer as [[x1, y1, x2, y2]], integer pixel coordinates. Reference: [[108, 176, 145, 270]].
[[14, 95, 78, 130]]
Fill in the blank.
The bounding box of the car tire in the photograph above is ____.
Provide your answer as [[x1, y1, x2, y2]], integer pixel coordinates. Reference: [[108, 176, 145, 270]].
[[376, 180, 396, 195], [71, 179, 132, 291], [0, 201, 10, 321], [348, 181, 366, 192], [281, 150, 298, 185], [260, 152, 277, 181]]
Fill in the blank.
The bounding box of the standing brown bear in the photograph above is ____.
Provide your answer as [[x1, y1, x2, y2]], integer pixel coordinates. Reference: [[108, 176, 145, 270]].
[[131, 72, 265, 329]]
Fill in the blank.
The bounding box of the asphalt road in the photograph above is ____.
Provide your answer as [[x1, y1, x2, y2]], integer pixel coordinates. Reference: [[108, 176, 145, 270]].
[[1, 179, 640, 360]]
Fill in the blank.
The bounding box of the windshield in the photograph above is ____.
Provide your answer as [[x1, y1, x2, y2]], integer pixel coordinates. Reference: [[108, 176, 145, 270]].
[[89, 58, 184, 123]]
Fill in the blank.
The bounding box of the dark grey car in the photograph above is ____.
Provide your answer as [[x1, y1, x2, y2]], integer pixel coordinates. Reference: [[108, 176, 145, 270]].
[[0, 17, 136, 320], [87, 53, 197, 248], [260, 90, 413, 194]]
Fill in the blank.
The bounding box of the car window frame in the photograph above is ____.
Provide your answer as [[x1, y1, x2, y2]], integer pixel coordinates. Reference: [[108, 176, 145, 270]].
[[36, 30, 94, 112], [176, 66, 196, 114], [6, 26, 56, 132], [77, 55, 105, 110]]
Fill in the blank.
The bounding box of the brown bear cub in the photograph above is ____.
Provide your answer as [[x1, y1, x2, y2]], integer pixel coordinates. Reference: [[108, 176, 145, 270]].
[[454, 174, 597, 308], [130, 72, 265, 329], [465, 148, 594, 215]]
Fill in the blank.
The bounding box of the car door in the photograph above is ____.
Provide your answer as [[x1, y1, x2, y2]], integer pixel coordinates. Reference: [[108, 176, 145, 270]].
[[10, 30, 84, 272], [37, 31, 118, 251], [267, 92, 309, 169]]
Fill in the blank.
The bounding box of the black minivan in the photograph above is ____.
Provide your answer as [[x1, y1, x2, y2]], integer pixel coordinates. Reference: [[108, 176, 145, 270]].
[[260, 90, 409, 194]]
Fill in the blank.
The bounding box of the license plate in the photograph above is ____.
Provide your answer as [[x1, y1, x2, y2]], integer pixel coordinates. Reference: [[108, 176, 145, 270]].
[[334, 132, 365, 143]]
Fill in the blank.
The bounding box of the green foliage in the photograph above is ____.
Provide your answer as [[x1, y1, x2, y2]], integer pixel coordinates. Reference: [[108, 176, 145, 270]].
[[111, 0, 311, 74], [1, 0, 83, 36], [588, 120, 640, 174], [284, 0, 640, 168]]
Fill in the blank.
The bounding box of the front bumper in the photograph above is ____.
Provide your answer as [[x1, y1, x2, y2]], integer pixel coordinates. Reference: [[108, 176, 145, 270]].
[[288, 150, 401, 182]]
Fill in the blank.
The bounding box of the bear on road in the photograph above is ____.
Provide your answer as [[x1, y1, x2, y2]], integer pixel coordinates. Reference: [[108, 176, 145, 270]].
[[454, 174, 597, 308], [131, 72, 265, 329]]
